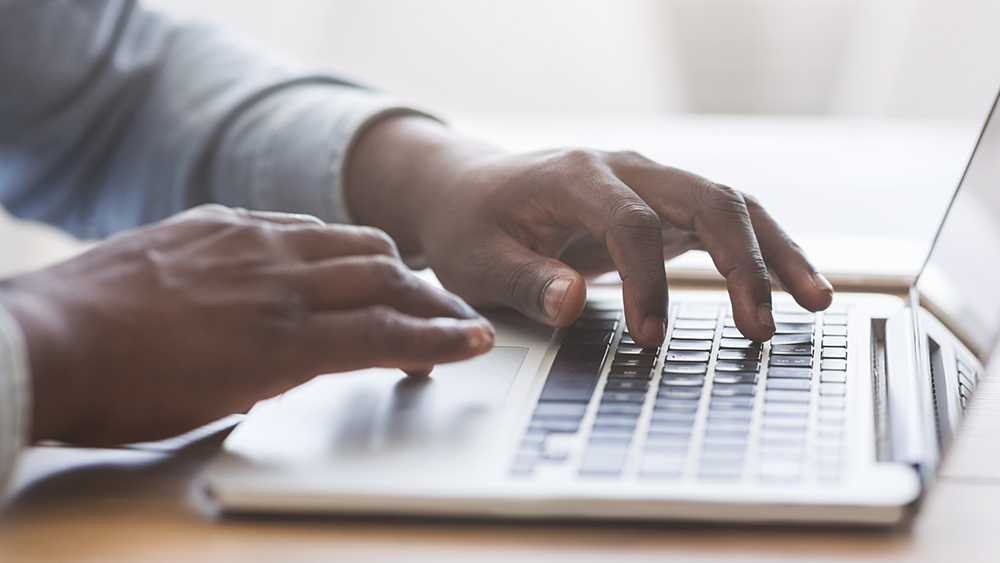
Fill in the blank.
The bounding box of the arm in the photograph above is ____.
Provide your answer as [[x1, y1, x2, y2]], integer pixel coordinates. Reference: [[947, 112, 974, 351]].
[[347, 117, 835, 347], [0, 0, 419, 236]]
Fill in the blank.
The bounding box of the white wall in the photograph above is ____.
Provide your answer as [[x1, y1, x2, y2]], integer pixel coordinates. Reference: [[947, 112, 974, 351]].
[[143, 0, 1000, 118]]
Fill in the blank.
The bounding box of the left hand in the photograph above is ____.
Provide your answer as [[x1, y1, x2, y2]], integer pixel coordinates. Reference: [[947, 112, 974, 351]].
[[347, 117, 834, 348]]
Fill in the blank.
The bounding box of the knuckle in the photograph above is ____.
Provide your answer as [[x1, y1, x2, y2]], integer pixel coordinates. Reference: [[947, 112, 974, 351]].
[[700, 184, 750, 219], [357, 226, 399, 257], [610, 200, 662, 234], [613, 149, 652, 166], [369, 255, 414, 292], [557, 147, 603, 169], [362, 305, 405, 350]]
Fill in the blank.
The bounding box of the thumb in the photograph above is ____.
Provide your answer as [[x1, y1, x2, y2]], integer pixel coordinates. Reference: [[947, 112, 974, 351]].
[[449, 237, 587, 327]]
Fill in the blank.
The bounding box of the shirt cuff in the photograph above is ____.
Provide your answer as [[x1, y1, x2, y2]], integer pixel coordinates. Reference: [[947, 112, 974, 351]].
[[209, 84, 443, 226], [0, 303, 31, 497]]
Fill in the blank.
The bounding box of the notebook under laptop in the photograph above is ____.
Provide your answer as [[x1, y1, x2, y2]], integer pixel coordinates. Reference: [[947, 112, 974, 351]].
[[204, 91, 1000, 525]]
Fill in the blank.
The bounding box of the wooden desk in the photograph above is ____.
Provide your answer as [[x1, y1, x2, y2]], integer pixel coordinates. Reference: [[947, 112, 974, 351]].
[[2, 307, 999, 563]]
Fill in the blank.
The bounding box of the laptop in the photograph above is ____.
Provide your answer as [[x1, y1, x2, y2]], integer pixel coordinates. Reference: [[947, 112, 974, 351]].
[[204, 91, 1000, 526]]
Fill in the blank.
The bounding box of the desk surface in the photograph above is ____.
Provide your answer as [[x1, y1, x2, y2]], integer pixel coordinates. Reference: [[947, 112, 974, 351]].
[[3, 115, 1000, 562]]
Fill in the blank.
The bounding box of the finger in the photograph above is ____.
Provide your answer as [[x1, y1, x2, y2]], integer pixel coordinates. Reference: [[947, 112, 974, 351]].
[[443, 234, 587, 327], [276, 223, 401, 262], [297, 255, 479, 320], [608, 157, 774, 342], [302, 307, 495, 376], [232, 207, 326, 227], [557, 160, 668, 348], [744, 196, 834, 311]]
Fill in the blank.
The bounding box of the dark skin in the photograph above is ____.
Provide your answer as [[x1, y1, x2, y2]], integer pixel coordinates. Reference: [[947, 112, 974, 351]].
[[0, 116, 832, 447]]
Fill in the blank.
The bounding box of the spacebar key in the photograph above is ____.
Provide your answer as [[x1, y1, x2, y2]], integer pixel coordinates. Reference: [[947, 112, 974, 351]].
[[538, 343, 610, 402]]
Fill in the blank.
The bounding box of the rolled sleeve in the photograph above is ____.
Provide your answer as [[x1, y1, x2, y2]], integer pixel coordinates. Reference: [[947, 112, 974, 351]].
[[0, 304, 31, 497], [209, 85, 441, 225]]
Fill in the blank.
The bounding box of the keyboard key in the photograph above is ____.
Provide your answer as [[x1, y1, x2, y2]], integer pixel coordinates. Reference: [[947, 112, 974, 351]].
[[766, 378, 810, 391], [619, 334, 637, 345], [717, 348, 761, 361], [710, 396, 755, 409], [712, 383, 755, 397], [702, 441, 746, 454], [602, 391, 646, 403], [712, 372, 757, 384], [672, 329, 715, 340], [605, 380, 649, 392], [608, 366, 654, 380], [825, 314, 848, 325], [563, 330, 614, 345], [762, 418, 807, 432], [771, 334, 812, 346], [707, 409, 752, 422], [534, 402, 588, 419], [767, 366, 812, 379], [615, 345, 659, 356], [658, 387, 702, 400], [662, 362, 708, 374], [774, 323, 814, 334], [665, 350, 710, 362], [720, 338, 761, 349], [579, 444, 630, 475], [765, 390, 811, 403], [598, 403, 642, 416], [699, 458, 743, 479], [578, 309, 622, 321], [538, 343, 609, 402], [820, 382, 846, 396], [820, 371, 846, 383], [822, 336, 848, 348], [819, 396, 845, 410], [649, 418, 696, 430], [668, 339, 713, 351], [529, 418, 581, 432], [723, 316, 736, 327], [613, 355, 657, 368], [660, 374, 705, 387], [770, 343, 813, 356], [821, 348, 847, 359], [769, 355, 812, 367], [639, 451, 684, 477], [705, 428, 748, 440], [594, 414, 640, 427], [760, 434, 806, 448], [823, 325, 848, 336], [572, 319, 619, 331], [723, 327, 751, 339], [654, 400, 698, 414], [651, 411, 697, 424], [820, 359, 848, 371], [715, 359, 759, 372], [673, 319, 716, 330], [763, 403, 809, 417], [590, 427, 635, 441]]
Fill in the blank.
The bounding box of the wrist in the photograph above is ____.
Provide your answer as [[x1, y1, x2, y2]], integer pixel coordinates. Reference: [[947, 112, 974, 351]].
[[345, 115, 502, 260], [0, 278, 86, 442]]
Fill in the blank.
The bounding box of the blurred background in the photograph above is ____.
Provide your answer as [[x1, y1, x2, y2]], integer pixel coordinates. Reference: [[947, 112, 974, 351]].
[[4, 0, 1000, 281]]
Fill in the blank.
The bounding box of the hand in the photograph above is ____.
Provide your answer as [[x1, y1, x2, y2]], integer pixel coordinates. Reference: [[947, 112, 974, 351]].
[[348, 117, 833, 348], [0, 205, 493, 446]]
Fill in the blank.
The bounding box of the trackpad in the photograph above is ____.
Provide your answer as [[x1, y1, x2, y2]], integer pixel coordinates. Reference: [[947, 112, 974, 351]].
[[224, 346, 529, 465]]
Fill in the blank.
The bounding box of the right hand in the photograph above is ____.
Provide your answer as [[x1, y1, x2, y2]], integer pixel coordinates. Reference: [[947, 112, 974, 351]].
[[0, 205, 493, 446]]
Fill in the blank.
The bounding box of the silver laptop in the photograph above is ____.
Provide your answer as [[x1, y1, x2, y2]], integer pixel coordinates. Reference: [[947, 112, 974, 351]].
[[204, 91, 1000, 525]]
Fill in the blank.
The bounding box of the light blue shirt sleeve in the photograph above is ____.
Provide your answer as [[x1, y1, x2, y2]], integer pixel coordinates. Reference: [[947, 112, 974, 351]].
[[0, 0, 436, 236]]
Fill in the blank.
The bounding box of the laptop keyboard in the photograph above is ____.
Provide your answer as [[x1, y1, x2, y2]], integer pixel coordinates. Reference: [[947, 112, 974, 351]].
[[514, 301, 851, 483]]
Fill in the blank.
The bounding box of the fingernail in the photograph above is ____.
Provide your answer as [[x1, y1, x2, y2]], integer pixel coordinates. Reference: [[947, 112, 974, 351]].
[[640, 317, 666, 345], [542, 277, 573, 320], [811, 272, 834, 294], [756, 304, 775, 330], [460, 320, 494, 350]]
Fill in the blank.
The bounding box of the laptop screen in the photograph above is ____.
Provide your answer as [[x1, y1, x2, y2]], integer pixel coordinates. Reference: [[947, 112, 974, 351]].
[[916, 91, 1000, 361]]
